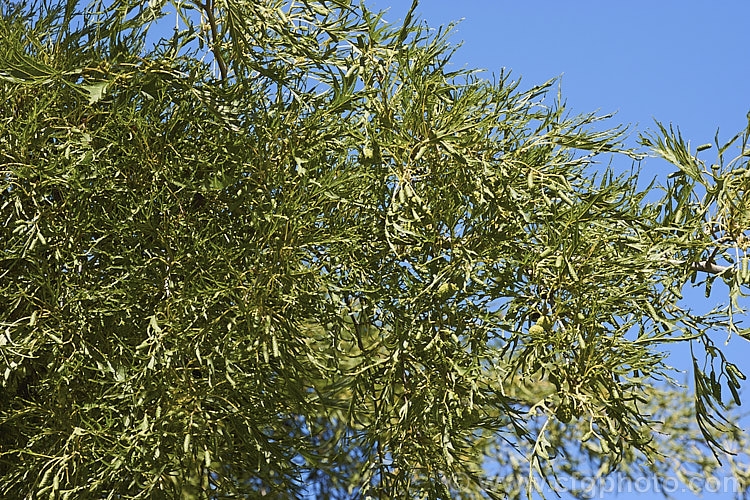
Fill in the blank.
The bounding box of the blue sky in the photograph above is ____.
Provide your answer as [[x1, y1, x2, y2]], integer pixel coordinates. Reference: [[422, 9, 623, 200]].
[[362, 2, 750, 499], [369, 1, 750, 151]]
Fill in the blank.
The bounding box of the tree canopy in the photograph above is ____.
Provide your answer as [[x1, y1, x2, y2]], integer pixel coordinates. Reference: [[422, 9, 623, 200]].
[[1, 0, 749, 498]]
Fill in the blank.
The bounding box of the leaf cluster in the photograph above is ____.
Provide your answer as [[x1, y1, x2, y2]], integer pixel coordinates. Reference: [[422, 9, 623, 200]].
[[1, 1, 749, 499]]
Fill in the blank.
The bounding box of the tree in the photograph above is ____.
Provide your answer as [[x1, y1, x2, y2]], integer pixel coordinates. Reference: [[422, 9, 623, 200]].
[[1, 0, 749, 498]]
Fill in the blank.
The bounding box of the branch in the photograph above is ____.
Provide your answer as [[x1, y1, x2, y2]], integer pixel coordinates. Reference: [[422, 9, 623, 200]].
[[664, 237, 734, 275], [666, 259, 732, 275], [197, 0, 228, 81]]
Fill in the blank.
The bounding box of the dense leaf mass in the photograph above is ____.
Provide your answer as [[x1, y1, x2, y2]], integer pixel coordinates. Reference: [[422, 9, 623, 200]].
[[1, 1, 749, 498]]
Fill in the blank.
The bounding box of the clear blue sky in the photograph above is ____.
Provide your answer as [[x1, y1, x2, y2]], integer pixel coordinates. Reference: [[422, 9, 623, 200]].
[[364, 2, 750, 499], [369, 1, 750, 149]]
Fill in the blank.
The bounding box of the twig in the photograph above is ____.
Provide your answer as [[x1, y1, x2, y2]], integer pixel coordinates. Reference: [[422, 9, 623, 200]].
[[196, 0, 228, 81], [665, 259, 732, 275]]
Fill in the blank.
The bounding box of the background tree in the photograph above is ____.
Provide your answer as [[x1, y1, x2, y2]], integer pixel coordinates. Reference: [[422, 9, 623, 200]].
[[1, 0, 749, 498]]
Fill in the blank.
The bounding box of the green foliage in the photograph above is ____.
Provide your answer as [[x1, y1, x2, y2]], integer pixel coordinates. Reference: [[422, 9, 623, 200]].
[[1, 0, 749, 498]]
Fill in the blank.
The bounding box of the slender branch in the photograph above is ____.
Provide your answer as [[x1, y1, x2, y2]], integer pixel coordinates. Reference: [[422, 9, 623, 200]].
[[346, 294, 367, 353], [666, 259, 732, 275], [197, 0, 228, 81], [647, 237, 734, 275], [704, 243, 724, 266]]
